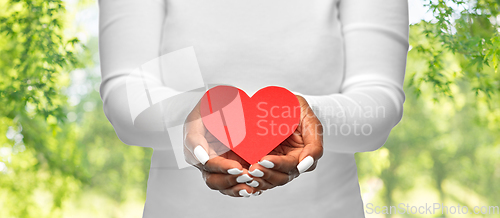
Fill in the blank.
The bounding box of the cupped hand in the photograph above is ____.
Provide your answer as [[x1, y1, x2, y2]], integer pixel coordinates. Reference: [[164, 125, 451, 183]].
[[246, 95, 323, 191], [183, 102, 262, 197]]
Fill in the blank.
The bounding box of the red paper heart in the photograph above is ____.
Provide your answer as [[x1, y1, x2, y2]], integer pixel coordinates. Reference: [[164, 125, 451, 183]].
[[200, 86, 301, 164]]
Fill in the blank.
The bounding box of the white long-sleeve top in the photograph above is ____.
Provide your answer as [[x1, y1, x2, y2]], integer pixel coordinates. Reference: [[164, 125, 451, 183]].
[[99, 0, 408, 217]]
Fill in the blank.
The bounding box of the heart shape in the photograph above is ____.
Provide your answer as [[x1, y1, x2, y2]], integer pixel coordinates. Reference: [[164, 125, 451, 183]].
[[200, 86, 300, 164]]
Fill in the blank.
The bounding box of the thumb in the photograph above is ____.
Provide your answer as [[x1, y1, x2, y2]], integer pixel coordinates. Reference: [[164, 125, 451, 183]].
[[184, 104, 211, 165], [296, 113, 323, 174]]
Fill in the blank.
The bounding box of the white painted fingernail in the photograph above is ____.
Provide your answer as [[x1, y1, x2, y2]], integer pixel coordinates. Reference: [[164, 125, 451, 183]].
[[194, 146, 209, 165], [258, 160, 274, 169], [251, 190, 262, 196], [249, 169, 264, 177], [227, 168, 243, 175], [239, 189, 251, 197], [297, 156, 314, 174], [236, 174, 252, 183], [246, 180, 259, 188]]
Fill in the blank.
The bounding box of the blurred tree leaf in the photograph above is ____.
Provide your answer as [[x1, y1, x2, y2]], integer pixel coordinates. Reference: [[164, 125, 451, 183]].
[[408, 0, 500, 99]]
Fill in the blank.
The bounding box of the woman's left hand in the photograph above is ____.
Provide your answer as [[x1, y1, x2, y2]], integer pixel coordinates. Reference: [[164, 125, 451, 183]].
[[245, 95, 323, 191]]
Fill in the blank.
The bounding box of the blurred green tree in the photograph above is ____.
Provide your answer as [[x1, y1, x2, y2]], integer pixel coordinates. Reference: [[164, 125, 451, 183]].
[[408, 0, 500, 99], [356, 1, 500, 217], [0, 0, 82, 217], [0, 1, 152, 217]]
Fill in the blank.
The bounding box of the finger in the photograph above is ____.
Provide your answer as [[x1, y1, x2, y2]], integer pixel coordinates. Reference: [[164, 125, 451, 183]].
[[287, 129, 304, 146], [219, 150, 252, 169], [249, 164, 295, 187], [245, 165, 275, 190], [258, 150, 301, 175], [245, 176, 276, 191], [219, 184, 256, 198], [184, 134, 210, 165], [203, 156, 245, 174], [297, 116, 323, 173], [184, 144, 200, 166], [202, 171, 248, 191], [297, 156, 315, 174], [184, 111, 211, 164]]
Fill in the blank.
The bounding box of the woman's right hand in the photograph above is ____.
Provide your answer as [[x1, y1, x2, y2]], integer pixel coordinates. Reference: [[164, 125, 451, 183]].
[[183, 102, 262, 197]]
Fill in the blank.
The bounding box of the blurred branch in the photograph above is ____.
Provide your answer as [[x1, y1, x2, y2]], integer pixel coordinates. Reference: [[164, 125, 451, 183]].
[[408, 0, 500, 100]]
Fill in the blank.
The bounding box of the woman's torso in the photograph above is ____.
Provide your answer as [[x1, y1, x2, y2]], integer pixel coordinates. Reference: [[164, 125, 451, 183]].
[[160, 0, 344, 96], [144, 0, 365, 217]]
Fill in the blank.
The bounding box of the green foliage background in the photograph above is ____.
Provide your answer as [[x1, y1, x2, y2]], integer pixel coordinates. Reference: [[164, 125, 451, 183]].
[[0, 0, 498, 217]]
